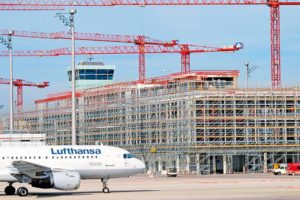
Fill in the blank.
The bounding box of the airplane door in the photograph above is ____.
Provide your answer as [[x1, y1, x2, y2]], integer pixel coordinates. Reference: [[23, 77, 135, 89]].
[[104, 150, 115, 167]]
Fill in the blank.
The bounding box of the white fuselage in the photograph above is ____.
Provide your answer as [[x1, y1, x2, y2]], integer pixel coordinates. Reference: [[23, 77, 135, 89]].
[[0, 145, 145, 183]]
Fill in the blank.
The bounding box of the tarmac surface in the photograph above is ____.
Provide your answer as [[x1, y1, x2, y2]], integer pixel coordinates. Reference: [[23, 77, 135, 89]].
[[1, 174, 300, 199]]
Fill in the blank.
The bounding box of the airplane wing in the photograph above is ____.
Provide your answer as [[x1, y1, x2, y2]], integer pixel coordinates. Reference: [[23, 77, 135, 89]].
[[12, 160, 52, 178], [12, 160, 72, 178]]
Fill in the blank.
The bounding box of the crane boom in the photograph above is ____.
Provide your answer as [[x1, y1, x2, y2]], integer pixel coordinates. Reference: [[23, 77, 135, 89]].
[[0, 44, 242, 56], [0, 29, 177, 45], [1, 0, 300, 6], [0, 0, 284, 6], [0, 43, 243, 75], [0, 5, 64, 10]]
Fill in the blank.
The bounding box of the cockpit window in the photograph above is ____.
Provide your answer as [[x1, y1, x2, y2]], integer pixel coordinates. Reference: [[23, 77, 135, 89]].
[[128, 154, 134, 158], [123, 153, 134, 159]]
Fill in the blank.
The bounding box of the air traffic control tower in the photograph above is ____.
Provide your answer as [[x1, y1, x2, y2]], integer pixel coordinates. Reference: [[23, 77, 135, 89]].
[[67, 61, 115, 90]]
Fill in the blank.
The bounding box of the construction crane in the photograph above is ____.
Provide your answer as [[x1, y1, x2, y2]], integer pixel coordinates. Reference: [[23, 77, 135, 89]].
[[0, 29, 178, 81], [0, 43, 243, 78], [3, 0, 300, 87], [0, 78, 49, 112], [0, 5, 64, 10]]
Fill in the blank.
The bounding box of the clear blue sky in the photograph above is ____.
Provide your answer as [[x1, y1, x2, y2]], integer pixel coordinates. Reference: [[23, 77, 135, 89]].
[[0, 6, 300, 111]]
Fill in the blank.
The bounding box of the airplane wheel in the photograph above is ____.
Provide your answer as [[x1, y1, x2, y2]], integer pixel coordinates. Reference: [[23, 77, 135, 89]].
[[4, 185, 15, 195], [102, 187, 110, 193], [17, 187, 28, 197]]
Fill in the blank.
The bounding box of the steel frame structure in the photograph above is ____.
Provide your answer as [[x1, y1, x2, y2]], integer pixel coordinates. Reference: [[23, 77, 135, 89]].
[[2, 71, 300, 174]]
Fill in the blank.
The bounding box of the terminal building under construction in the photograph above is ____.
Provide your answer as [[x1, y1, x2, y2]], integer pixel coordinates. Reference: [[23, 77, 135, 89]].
[[1, 66, 300, 175]]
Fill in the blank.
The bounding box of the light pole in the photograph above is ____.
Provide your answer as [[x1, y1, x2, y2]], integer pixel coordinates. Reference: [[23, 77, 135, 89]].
[[56, 9, 77, 145], [0, 30, 14, 134], [244, 62, 258, 89]]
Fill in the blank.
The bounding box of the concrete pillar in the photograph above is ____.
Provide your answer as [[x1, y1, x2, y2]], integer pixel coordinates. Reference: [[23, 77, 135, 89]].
[[176, 155, 180, 173], [196, 153, 200, 175], [223, 154, 227, 174], [263, 152, 268, 174], [141, 157, 145, 164], [185, 154, 190, 173], [150, 159, 154, 172], [212, 155, 217, 174], [158, 157, 162, 172]]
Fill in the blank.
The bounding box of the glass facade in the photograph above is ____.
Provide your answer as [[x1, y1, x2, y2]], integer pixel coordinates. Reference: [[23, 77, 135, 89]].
[[68, 69, 114, 81]]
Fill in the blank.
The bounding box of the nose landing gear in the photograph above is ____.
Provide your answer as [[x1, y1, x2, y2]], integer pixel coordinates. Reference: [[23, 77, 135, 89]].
[[101, 178, 110, 193]]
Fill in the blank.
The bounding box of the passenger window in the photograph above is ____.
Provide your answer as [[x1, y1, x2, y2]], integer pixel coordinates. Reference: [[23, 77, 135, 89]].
[[123, 154, 128, 159]]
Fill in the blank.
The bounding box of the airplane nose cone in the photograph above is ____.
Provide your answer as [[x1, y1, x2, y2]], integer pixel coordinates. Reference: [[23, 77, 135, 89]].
[[136, 159, 145, 174]]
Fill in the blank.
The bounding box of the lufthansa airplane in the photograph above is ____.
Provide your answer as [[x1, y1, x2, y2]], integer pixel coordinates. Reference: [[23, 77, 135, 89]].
[[0, 145, 145, 196]]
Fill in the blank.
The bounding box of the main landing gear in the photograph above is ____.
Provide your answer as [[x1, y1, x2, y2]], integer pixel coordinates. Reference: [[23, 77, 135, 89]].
[[101, 178, 110, 193], [4, 183, 15, 195], [4, 183, 29, 197], [17, 187, 28, 197]]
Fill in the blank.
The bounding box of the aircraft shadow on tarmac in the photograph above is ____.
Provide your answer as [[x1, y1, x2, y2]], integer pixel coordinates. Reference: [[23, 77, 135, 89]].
[[0, 190, 159, 198]]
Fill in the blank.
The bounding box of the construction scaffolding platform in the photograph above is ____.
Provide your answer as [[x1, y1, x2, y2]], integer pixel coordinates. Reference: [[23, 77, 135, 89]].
[[1, 70, 300, 174]]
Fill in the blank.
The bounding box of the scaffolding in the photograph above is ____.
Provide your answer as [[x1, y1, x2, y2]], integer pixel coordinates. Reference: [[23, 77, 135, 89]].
[[1, 70, 300, 174]]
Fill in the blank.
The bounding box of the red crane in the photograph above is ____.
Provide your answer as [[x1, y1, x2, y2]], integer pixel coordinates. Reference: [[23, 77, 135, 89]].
[[0, 78, 49, 112], [2, 0, 300, 87], [0, 43, 243, 77], [0, 29, 178, 81], [0, 5, 64, 10], [0, 29, 242, 77]]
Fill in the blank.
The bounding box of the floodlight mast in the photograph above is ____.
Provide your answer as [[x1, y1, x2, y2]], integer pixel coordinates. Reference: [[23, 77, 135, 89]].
[[56, 9, 77, 145], [0, 31, 14, 134], [8, 31, 13, 135], [245, 62, 258, 89]]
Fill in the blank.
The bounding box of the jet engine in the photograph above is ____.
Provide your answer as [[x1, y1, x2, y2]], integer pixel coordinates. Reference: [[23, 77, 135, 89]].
[[31, 171, 81, 191]]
